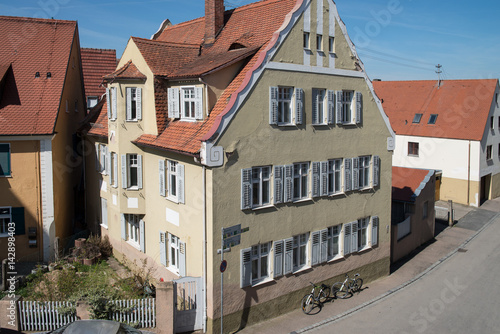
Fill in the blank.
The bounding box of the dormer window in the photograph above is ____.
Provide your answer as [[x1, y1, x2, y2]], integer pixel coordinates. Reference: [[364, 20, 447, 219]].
[[229, 42, 246, 51], [412, 113, 422, 123], [167, 86, 203, 121]]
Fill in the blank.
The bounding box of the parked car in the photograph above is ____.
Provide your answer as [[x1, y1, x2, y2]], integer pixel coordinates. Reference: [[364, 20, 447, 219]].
[[48, 320, 144, 334]]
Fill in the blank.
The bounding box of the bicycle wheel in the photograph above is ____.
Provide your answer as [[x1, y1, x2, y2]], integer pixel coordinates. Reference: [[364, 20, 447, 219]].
[[332, 282, 349, 299], [353, 278, 363, 292], [319, 286, 330, 303], [301, 294, 314, 314]]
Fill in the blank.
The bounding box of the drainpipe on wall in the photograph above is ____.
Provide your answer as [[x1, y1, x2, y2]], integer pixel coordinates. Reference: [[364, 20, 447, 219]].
[[467, 140, 471, 205], [202, 165, 207, 332]]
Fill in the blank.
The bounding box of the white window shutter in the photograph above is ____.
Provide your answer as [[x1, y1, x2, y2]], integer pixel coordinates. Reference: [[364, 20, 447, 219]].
[[139, 219, 145, 253], [344, 158, 352, 192], [95, 143, 100, 171], [312, 162, 320, 197], [99, 145, 106, 173], [295, 88, 304, 125], [106, 88, 111, 119], [311, 231, 321, 266], [312, 89, 318, 124], [273, 240, 284, 278], [136, 87, 142, 120], [343, 223, 351, 255], [320, 161, 328, 196], [274, 165, 284, 204], [167, 232, 172, 267], [105, 147, 111, 176], [352, 157, 359, 190], [351, 221, 358, 253], [372, 216, 379, 246], [177, 163, 185, 204], [327, 90, 335, 124], [284, 165, 293, 203], [168, 88, 180, 118], [111, 87, 117, 120], [336, 90, 343, 124], [159, 160, 166, 197], [194, 87, 203, 120], [159, 231, 167, 266], [241, 168, 252, 210], [269, 86, 278, 125], [179, 241, 186, 276], [113, 153, 118, 187], [320, 229, 328, 263], [137, 155, 143, 189], [284, 237, 294, 275], [240, 247, 252, 288], [372, 155, 380, 188], [355, 91, 362, 124], [121, 214, 127, 240], [126, 87, 132, 120], [121, 154, 127, 189]]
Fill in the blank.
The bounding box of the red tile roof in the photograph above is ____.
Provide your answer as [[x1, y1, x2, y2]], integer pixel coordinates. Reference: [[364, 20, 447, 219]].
[[374, 79, 498, 141], [133, 0, 298, 154], [81, 48, 116, 98], [0, 16, 78, 136], [86, 97, 108, 138], [103, 60, 147, 81], [392, 167, 433, 202]]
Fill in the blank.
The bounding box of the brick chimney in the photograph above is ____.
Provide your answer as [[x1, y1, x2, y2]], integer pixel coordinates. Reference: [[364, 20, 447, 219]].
[[205, 0, 225, 45]]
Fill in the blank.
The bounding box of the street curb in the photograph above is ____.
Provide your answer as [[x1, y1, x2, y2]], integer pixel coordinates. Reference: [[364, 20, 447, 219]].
[[294, 211, 500, 333]]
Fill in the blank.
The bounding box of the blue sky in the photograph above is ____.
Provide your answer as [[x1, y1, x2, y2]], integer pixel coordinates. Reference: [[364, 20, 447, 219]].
[[2, 0, 499, 81]]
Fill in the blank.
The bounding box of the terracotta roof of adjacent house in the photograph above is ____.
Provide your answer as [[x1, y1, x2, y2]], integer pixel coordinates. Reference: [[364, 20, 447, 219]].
[[81, 48, 116, 98], [0, 16, 77, 136], [392, 167, 434, 202], [132, 0, 298, 154], [103, 60, 147, 81], [374, 79, 498, 141]]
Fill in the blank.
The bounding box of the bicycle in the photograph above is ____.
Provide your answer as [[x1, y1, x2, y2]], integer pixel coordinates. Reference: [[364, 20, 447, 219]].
[[301, 282, 331, 314], [331, 273, 363, 299]]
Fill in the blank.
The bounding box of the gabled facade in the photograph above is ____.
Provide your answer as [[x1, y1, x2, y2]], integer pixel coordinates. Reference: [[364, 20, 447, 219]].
[[375, 79, 500, 207], [0, 16, 86, 261], [391, 167, 435, 263], [85, 0, 394, 332]]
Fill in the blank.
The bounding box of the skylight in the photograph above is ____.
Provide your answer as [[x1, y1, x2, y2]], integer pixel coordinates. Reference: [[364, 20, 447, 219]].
[[412, 113, 423, 123], [428, 114, 438, 124]]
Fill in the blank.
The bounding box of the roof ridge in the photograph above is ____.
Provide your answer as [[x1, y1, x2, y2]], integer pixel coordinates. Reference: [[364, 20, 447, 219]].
[[81, 47, 117, 52], [132, 36, 199, 48], [0, 15, 76, 25]]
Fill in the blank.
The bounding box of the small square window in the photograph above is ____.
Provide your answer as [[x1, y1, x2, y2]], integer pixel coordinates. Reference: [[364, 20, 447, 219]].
[[303, 32, 310, 49], [329, 37, 335, 53], [428, 114, 438, 124], [413, 113, 422, 123], [316, 34, 323, 51], [408, 142, 419, 156]]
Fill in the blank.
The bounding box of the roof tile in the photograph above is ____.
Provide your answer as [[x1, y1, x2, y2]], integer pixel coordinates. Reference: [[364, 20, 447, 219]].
[[81, 48, 116, 98]]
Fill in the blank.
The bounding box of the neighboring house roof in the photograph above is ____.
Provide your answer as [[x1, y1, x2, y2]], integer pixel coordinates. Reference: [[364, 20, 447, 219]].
[[374, 79, 498, 141], [132, 0, 298, 155], [0, 16, 77, 136], [392, 167, 434, 202], [103, 60, 147, 81], [81, 48, 116, 98], [84, 97, 108, 138]]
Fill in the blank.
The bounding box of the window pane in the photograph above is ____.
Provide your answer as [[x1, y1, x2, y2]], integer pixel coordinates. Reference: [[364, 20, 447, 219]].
[[0, 144, 10, 176], [261, 254, 268, 277]]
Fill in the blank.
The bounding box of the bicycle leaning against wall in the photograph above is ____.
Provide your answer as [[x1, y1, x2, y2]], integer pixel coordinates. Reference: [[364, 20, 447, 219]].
[[301, 282, 331, 314], [331, 273, 363, 299]]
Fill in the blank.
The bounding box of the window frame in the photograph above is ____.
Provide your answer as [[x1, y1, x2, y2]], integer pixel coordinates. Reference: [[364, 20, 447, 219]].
[[277, 87, 294, 125], [181, 86, 197, 120], [0, 143, 11, 177], [341, 90, 354, 124], [292, 233, 309, 272], [0, 206, 12, 237], [251, 166, 271, 208], [250, 242, 270, 284], [167, 160, 178, 201], [327, 159, 342, 195], [128, 154, 139, 189], [328, 36, 335, 53], [303, 32, 310, 49], [100, 198, 108, 228], [316, 34, 323, 52], [312, 88, 327, 125], [293, 162, 309, 201], [358, 156, 371, 189], [169, 233, 180, 272], [408, 142, 419, 157], [357, 218, 369, 251], [428, 114, 438, 124], [126, 214, 140, 247], [486, 145, 492, 161], [327, 225, 341, 261], [412, 113, 423, 124], [126, 87, 141, 121]]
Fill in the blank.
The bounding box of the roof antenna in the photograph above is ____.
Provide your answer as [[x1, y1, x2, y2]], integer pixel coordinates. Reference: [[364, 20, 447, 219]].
[[436, 64, 442, 88]]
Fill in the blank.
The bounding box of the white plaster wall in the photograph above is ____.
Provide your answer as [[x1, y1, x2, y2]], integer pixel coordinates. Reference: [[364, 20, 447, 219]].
[[479, 85, 500, 177]]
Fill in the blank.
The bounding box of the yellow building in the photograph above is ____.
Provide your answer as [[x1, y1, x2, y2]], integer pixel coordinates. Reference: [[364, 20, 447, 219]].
[[85, 0, 395, 332], [0, 16, 86, 262]]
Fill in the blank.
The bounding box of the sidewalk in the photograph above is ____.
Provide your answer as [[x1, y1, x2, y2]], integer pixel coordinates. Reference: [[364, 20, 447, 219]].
[[238, 198, 500, 334]]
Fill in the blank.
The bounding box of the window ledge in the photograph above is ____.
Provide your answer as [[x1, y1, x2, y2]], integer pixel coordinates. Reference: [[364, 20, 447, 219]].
[[312, 123, 329, 127], [167, 196, 179, 204], [252, 204, 274, 211], [277, 123, 297, 127], [126, 187, 140, 191], [357, 245, 372, 253], [328, 255, 344, 263], [293, 198, 313, 204], [125, 119, 139, 123], [126, 240, 141, 250], [292, 265, 311, 275], [251, 277, 274, 287], [329, 192, 345, 198], [167, 266, 180, 276]]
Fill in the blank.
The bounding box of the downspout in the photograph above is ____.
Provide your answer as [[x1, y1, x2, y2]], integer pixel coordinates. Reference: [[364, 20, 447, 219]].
[[467, 140, 471, 205], [202, 165, 207, 332]]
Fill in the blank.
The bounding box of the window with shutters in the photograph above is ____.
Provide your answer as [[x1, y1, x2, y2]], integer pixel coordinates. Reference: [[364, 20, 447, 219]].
[[168, 161, 178, 200], [169, 234, 180, 272], [327, 225, 341, 260], [269, 87, 303, 126], [341, 91, 353, 123], [336, 90, 361, 125], [344, 216, 377, 254], [241, 166, 271, 209], [168, 86, 203, 121], [126, 87, 141, 121], [127, 154, 140, 189], [159, 160, 185, 204], [312, 89, 327, 125], [181, 87, 196, 119], [0, 143, 11, 177], [293, 233, 309, 272], [251, 243, 270, 284], [0, 207, 11, 237], [328, 159, 342, 195], [358, 156, 371, 189], [293, 163, 309, 200], [126, 214, 141, 247]]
